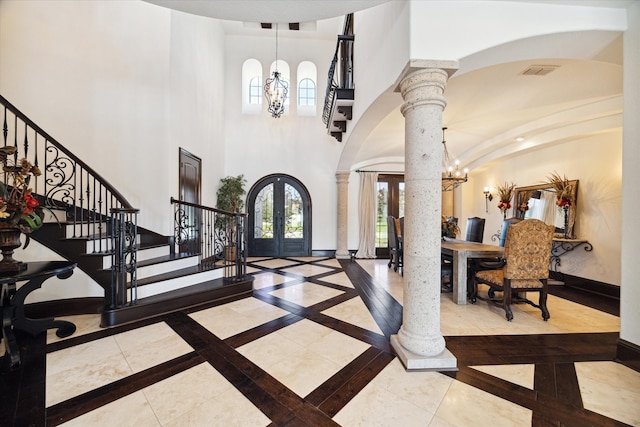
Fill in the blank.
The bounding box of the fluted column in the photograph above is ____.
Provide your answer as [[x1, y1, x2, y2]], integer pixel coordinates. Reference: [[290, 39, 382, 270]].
[[390, 61, 458, 371], [335, 171, 350, 259]]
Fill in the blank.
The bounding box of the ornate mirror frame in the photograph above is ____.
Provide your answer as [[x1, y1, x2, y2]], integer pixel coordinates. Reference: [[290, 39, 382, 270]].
[[512, 180, 579, 238]]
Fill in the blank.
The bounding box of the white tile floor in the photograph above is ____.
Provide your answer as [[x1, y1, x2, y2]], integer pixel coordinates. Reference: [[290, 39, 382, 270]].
[[41, 258, 638, 427]]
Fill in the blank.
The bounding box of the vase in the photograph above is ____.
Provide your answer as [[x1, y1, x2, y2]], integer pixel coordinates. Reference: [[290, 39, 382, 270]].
[[0, 227, 27, 273], [563, 206, 570, 239]]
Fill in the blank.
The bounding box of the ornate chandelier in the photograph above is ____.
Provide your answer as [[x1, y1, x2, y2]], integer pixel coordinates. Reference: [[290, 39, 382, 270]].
[[264, 24, 288, 118], [442, 127, 468, 192]]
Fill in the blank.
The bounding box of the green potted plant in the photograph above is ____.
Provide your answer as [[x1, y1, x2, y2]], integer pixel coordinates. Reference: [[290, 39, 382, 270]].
[[216, 174, 246, 259]]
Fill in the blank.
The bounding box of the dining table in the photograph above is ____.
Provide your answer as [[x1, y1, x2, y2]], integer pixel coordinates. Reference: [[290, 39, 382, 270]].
[[441, 237, 504, 305]]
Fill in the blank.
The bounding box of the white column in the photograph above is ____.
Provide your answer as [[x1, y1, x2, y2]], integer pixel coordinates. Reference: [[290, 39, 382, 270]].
[[390, 62, 458, 371], [335, 171, 350, 259]]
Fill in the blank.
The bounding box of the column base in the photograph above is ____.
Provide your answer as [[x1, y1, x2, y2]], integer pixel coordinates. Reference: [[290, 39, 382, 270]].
[[390, 335, 458, 371], [335, 250, 351, 259]]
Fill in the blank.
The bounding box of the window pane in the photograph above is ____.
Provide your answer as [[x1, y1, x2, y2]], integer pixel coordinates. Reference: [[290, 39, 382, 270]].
[[249, 76, 262, 105], [398, 182, 405, 218], [284, 183, 303, 238], [254, 183, 273, 238], [376, 182, 389, 248], [298, 78, 316, 106]]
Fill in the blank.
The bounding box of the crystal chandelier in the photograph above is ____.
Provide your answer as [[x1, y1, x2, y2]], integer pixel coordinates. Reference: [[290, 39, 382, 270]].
[[442, 127, 468, 192], [264, 24, 288, 118]]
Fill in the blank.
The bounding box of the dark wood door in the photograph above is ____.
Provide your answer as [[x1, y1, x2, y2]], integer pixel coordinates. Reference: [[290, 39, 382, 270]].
[[248, 175, 311, 257], [178, 149, 201, 254], [376, 174, 404, 258]]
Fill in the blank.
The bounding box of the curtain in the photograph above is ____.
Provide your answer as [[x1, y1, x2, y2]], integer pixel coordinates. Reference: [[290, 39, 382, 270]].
[[541, 191, 557, 226], [355, 171, 378, 258]]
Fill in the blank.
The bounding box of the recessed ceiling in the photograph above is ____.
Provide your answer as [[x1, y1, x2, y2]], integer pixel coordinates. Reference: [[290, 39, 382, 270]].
[[143, 0, 390, 23]]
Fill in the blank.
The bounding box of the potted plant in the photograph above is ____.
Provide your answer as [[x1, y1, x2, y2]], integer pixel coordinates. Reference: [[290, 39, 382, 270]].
[[216, 174, 246, 260]]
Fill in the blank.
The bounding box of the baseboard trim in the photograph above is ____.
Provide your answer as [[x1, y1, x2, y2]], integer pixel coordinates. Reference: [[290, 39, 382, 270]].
[[25, 297, 103, 318], [311, 250, 336, 257], [561, 274, 619, 299], [616, 338, 640, 373]]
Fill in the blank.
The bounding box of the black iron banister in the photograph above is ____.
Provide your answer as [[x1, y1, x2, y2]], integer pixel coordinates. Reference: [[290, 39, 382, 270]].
[[110, 208, 139, 308], [1, 94, 133, 210], [2, 93, 140, 314], [170, 197, 247, 280]]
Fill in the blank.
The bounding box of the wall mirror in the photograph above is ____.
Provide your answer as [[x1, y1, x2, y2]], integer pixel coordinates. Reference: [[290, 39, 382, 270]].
[[512, 180, 579, 238]]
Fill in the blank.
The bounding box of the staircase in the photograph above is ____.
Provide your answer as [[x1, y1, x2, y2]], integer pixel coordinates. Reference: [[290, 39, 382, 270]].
[[1, 94, 252, 327]]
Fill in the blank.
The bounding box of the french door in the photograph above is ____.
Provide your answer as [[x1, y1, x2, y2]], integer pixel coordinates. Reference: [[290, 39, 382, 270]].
[[376, 174, 404, 258], [247, 174, 311, 257]]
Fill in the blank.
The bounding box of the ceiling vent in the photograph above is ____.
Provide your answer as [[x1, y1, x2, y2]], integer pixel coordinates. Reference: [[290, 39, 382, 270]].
[[520, 65, 559, 76]]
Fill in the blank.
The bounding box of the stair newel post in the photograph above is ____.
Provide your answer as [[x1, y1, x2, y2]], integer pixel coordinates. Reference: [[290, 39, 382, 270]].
[[234, 213, 246, 280], [110, 209, 126, 309], [110, 207, 139, 309]]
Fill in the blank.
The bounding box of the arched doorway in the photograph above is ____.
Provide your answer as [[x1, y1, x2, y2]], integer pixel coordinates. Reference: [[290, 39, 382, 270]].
[[247, 174, 311, 257]]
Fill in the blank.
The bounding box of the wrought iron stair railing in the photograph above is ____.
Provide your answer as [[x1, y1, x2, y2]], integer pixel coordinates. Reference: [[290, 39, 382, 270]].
[[1, 94, 138, 310], [170, 197, 247, 281]]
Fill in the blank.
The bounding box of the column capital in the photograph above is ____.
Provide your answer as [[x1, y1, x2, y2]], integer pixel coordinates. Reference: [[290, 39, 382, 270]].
[[394, 59, 459, 91], [394, 60, 459, 117], [335, 171, 350, 184]]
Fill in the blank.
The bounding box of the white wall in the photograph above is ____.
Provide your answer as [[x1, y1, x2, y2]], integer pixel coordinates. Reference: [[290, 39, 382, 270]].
[[461, 131, 622, 286], [0, 1, 226, 235], [409, 0, 627, 61], [620, 0, 640, 347], [0, 1, 227, 300], [223, 32, 344, 250], [169, 10, 227, 208]]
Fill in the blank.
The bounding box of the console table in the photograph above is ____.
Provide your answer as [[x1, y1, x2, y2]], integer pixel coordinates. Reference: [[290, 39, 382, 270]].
[[550, 238, 593, 280], [1, 261, 77, 370]]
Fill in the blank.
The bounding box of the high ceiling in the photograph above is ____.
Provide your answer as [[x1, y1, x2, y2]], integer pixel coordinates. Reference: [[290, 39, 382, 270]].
[[145, 0, 627, 172]]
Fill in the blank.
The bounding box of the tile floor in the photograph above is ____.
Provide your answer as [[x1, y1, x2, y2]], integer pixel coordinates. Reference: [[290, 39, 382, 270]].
[[35, 257, 639, 426]]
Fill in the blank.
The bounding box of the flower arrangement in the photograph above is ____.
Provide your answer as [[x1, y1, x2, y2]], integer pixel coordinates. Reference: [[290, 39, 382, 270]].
[[517, 190, 533, 213], [441, 215, 459, 238], [547, 172, 573, 208], [496, 182, 515, 215], [0, 146, 45, 234]]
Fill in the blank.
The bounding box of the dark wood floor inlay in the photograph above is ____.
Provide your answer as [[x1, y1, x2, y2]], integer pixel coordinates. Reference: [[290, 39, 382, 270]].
[[1, 257, 630, 427], [338, 259, 403, 338]]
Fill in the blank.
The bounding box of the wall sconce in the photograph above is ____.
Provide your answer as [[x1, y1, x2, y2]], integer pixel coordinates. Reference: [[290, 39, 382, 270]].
[[483, 187, 493, 213]]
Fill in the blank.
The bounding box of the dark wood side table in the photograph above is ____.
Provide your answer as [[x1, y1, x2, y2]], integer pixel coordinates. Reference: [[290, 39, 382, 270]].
[[1, 261, 77, 370]]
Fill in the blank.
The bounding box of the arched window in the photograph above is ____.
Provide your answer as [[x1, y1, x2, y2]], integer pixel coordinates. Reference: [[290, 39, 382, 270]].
[[249, 76, 262, 104], [297, 61, 317, 116], [298, 78, 316, 106], [242, 59, 262, 114]]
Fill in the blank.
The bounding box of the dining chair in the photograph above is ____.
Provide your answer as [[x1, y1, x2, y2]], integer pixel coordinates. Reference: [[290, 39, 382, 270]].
[[441, 217, 484, 292], [468, 217, 522, 298], [470, 219, 555, 321], [387, 215, 403, 273], [464, 217, 485, 243]]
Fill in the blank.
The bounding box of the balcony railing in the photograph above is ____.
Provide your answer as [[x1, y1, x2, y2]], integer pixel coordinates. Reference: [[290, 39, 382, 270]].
[[322, 14, 354, 129]]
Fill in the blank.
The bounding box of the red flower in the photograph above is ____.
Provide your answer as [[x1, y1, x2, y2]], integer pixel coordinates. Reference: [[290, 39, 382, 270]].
[[23, 193, 39, 214], [498, 201, 511, 210], [556, 198, 572, 207]]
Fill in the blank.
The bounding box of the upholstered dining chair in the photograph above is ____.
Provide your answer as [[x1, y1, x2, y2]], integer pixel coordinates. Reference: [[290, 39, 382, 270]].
[[468, 217, 523, 297], [470, 219, 555, 321]]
